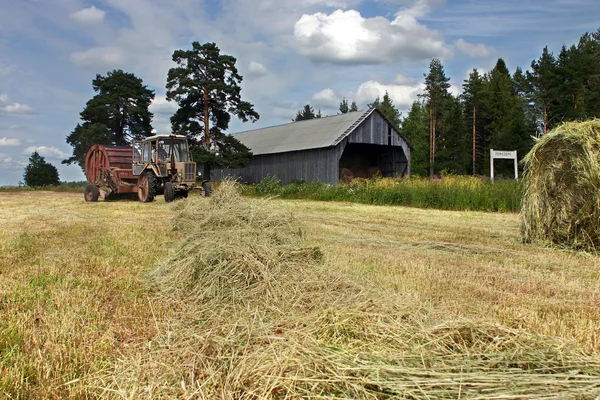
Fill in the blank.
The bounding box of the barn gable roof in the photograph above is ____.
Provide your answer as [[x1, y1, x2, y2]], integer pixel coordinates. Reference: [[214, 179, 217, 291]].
[[233, 108, 411, 156]]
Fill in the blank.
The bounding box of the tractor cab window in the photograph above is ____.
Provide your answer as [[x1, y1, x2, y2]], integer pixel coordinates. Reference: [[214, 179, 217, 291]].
[[132, 142, 143, 163], [158, 139, 189, 162], [142, 142, 151, 162]]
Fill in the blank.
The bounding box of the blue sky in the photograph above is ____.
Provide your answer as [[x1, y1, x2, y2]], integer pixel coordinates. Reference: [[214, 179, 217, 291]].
[[0, 0, 597, 185]]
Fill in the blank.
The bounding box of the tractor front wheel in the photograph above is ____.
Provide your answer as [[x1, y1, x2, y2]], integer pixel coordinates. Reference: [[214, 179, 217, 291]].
[[164, 182, 175, 203], [138, 171, 157, 202], [84, 184, 99, 202]]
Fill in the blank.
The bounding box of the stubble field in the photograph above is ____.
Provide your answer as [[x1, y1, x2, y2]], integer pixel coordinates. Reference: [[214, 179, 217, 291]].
[[1, 189, 599, 398]]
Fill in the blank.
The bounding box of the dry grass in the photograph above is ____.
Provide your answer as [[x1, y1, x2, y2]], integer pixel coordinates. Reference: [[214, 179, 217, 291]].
[[1, 187, 600, 398]]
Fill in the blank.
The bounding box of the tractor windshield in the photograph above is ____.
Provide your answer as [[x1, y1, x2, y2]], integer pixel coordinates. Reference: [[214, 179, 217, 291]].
[[157, 139, 189, 162]]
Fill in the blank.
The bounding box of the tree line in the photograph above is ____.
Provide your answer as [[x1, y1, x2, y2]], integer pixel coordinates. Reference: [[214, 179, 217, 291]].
[[403, 28, 600, 177]]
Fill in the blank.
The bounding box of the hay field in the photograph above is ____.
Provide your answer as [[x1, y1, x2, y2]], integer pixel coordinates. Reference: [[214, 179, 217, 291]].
[[1, 189, 599, 398]]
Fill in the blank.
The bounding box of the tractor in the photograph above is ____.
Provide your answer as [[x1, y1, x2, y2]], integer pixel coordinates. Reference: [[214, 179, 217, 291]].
[[84, 134, 211, 202]]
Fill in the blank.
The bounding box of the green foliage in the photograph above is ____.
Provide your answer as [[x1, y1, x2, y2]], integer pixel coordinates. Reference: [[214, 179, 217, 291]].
[[339, 99, 359, 114], [369, 92, 401, 128], [166, 42, 259, 149], [189, 134, 253, 169], [339, 98, 349, 114], [400, 101, 429, 176], [247, 176, 522, 212], [23, 152, 60, 187], [294, 104, 322, 121], [64, 70, 155, 168]]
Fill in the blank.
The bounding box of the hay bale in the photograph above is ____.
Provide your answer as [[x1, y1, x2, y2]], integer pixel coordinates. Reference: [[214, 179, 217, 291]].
[[521, 119, 600, 250], [367, 166, 381, 179], [340, 168, 354, 183]]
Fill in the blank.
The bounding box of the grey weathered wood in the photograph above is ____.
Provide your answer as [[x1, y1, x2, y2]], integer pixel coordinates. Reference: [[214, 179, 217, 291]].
[[212, 109, 412, 185]]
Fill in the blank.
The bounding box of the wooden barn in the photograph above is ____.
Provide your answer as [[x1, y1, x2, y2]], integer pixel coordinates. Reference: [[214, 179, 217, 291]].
[[212, 108, 413, 185]]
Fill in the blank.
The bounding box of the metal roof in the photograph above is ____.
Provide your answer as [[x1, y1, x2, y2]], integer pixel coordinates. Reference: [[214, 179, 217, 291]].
[[233, 109, 376, 155], [144, 134, 187, 141]]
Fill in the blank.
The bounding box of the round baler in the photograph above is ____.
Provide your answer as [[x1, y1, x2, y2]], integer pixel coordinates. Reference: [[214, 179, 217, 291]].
[[84, 145, 137, 201]]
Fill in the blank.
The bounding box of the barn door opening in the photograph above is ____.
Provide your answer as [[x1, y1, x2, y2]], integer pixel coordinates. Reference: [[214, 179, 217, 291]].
[[339, 144, 408, 183]]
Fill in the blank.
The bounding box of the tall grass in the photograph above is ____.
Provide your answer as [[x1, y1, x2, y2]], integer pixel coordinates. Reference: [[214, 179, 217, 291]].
[[248, 175, 522, 212], [0, 181, 87, 193]]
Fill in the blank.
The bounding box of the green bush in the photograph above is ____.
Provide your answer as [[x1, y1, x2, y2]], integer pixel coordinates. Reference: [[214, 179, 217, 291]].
[[245, 175, 522, 212]]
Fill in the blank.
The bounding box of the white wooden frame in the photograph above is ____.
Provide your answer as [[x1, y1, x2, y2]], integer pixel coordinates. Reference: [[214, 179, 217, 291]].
[[490, 149, 518, 182]]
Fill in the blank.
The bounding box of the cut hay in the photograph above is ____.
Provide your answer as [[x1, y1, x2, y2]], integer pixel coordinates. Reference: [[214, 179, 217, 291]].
[[96, 182, 600, 398], [521, 119, 600, 250]]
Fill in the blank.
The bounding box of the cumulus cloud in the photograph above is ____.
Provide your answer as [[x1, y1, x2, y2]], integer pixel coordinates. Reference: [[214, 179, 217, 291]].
[[23, 146, 68, 159], [69, 6, 106, 25], [0, 94, 36, 115], [149, 95, 178, 115], [246, 61, 269, 78], [294, 7, 452, 65], [311, 88, 341, 108], [454, 39, 492, 58], [70, 46, 128, 68], [355, 80, 425, 111], [0, 137, 21, 146]]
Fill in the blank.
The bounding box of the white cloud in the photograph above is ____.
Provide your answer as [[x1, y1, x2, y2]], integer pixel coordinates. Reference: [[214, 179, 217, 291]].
[[0, 137, 21, 146], [149, 95, 178, 115], [247, 61, 269, 78], [355, 80, 425, 111], [69, 6, 106, 25], [311, 88, 339, 108], [454, 39, 492, 58], [70, 46, 128, 68], [0, 94, 36, 115], [23, 146, 68, 160], [294, 8, 452, 65]]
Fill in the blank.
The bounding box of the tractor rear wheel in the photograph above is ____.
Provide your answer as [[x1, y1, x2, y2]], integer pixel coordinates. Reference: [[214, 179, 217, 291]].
[[164, 182, 175, 203], [138, 171, 157, 202], [202, 182, 212, 197], [84, 184, 99, 202]]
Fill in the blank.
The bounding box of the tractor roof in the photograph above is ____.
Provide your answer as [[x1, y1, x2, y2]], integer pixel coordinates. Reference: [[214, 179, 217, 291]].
[[144, 134, 187, 141]]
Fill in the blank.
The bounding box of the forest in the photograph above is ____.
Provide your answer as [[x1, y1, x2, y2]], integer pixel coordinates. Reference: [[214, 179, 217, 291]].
[[377, 28, 600, 178]]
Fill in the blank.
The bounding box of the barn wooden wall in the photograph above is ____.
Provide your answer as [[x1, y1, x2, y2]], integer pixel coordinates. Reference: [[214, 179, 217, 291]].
[[211, 146, 343, 185], [212, 111, 412, 185]]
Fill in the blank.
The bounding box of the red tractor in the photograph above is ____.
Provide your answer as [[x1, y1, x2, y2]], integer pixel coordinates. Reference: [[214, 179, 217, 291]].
[[84, 135, 211, 202]]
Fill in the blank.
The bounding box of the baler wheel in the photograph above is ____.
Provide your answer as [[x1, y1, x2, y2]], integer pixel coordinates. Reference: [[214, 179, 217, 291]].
[[84, 184, 99, 202]]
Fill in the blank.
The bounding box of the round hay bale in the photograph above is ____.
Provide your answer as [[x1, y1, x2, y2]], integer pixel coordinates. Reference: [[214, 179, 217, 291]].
[[340, 168, 354, 183], [521, 119, 600, 250], [367, 166, 381, 179]]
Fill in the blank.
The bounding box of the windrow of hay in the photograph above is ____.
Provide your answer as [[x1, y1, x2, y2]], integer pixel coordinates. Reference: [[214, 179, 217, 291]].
[[521, 119, 600, 250], [98, 182, 600, 399]]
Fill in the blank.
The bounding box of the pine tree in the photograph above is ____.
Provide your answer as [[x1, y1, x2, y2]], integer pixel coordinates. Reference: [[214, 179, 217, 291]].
[[400, 101, 429, 176], [166, 42, 259, 167], [350, 101, 358, 112], [483, 59, 534, 177], [64, 70, 155, 168], [294, 104, 321, 121], [527, 47, 557, 134], [422, 58, 451, 176], [24, 152, 60, 186], [369, 92, 401, 128], [462, 69, 485, 174], [339, 98, 349, 114]]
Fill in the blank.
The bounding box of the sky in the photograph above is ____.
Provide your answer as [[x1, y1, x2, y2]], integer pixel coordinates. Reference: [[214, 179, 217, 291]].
[[0, 0, 598, 185]]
